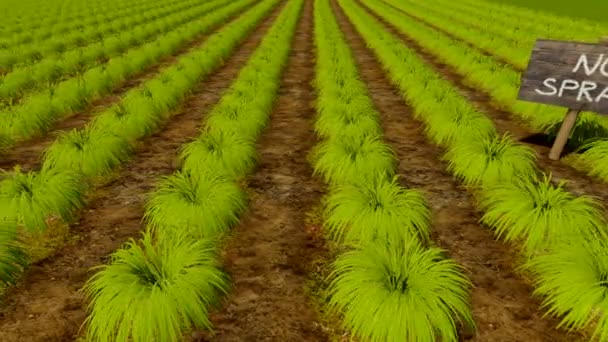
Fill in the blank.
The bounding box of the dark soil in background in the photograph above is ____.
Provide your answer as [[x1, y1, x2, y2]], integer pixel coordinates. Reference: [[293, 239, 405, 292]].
[[201, 0, 329, 340], [0, 3, 284, 340], [331, 0, 584, 341]]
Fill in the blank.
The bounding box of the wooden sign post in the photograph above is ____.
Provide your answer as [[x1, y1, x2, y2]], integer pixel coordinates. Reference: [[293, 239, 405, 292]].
[[517, 37, 608, 160]]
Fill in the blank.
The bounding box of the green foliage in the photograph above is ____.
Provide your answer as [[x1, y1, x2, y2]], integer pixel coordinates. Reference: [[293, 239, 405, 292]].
[[180, 129, 258, 181], [525, 238, 608, 341], [315, 93, 383, 140], [0, 167, 84, 232], [41, 126, 132, 179], [479, 174, 607, 254], [328, 238, 475, 342], [0, 222, 29, 286], [144, 170, 247, 240], [90, 92, 162, 141], [82, 231, 228, 342], [421, 98, 497, 147], [323, 176, 431, 245], [444, 133, 538, 187], [312, 132, 396, 186], [580, 139, 608, 182], [204, 100, 270, 141]]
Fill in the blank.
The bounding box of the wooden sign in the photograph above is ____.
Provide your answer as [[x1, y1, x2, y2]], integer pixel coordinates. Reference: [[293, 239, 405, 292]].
[[517, 38, 608, 160]]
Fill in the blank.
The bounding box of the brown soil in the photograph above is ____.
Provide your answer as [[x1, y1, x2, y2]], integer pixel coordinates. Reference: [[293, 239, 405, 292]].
[[199, 1, 329, 341], [0, 4, 283, 341], [0, 1, 254, 173], [332, 1, 583, 341], [356, 0, 608, 205]]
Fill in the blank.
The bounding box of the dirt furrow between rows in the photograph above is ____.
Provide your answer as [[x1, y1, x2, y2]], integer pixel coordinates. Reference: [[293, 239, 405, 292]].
[[332, 1, 582, 341], [204, 1, 329, 340], [0, 4, 284, 341], [356, 0, 608, 204], [0, 1, 255, 172]]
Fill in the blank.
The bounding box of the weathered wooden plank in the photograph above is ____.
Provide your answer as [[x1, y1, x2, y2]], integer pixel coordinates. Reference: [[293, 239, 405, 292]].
[[517, 39, 608, 115]]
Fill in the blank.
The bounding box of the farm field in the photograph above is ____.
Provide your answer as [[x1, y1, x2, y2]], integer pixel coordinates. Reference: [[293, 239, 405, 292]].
[[487, 0, 608, 23], [1, 0, 608, 341]]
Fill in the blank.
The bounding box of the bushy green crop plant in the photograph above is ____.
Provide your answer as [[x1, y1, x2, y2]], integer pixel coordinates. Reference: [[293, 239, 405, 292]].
[[327, 237, 475, 342], [82, 231, 228, 342], [204, 101, 270, 141], [0, 222, 29, 286], [323, 175, 431, 245], [41, 126, 132, 179], [580, 139, 608, 182], [179, 128, 258, 181], [90, 93, 162, 141], [524, 238, 608, 341], [479, 174, 607, 255], [144, 170, 247, 241], [312, 132, 396, 186], [6, 90, 54, 139], [444, 133, 538, 187], [315, 90, 383, 139], [419, 97, 497, 147], [0, 166, 84, 232]]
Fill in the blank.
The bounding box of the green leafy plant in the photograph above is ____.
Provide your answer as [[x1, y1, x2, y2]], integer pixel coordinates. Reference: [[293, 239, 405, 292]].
[[0, 167, 84, 232], [324, 176, 431, 245], [41, 126, 132, 179], [525, 238, 608, 341], [328, 238, 475, 342], [479, 174, 607, 254], [179, 128, 258, 181], [0, 222, 29, 286], [580, 139, 608, 182], [445, 133, 538, 187], [82, 231, 228, 342], [144, 170, 247, 240], [312, 132, 396, 186]]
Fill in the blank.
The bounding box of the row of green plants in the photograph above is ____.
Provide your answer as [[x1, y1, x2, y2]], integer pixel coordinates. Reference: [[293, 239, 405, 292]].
[[441, 0, 608, 38], [0, 0, 232, 102], [0, 0, 254, 154], [0, 0, 281, 288], [81, 0, 302, 340], [341, 0, 608, 339], [365, 0, 608, 183], [312, 0, 475, 340], [381, 0, 531, 70], [0, 0, 150, 37], [0, 0, 188, 52]]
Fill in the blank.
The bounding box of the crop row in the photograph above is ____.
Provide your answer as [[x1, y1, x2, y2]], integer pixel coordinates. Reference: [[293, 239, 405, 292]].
[[0, 0, 189, 53], [0, 0, 281, 287], [312, 0, 475, 340], [0, 0, 232, 102], [439, 0, 608, 39], [81, 0, 301, 340], [365, 0, 608, 183], [342, 0, 608, 338], [0, 0, 155, 39], [0, 0, 253, 153]]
